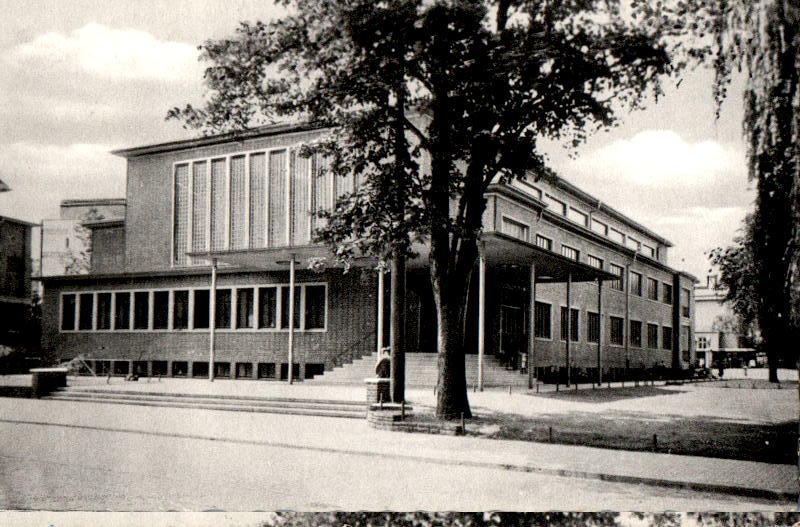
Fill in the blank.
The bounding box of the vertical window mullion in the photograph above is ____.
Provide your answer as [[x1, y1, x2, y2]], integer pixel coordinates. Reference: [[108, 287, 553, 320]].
[[244, 154, 251, 247], [231, 288, 238, 330], [168, 290, 174, 331], [188, 289, 195, 330], [110, 292, 116, 331], [148, 290, 154, 331]]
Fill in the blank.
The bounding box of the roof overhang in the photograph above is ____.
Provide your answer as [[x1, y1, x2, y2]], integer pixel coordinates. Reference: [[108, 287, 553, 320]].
[[187, 245, 379, 272]]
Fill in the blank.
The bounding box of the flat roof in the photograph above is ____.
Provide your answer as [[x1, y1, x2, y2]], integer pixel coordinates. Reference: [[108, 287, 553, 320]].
[[0, 215, 38, 227], [61, 198, 126, 208]]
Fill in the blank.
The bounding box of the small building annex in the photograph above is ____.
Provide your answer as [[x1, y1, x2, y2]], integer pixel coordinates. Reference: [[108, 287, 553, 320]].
[[39, 122, 696, 385]]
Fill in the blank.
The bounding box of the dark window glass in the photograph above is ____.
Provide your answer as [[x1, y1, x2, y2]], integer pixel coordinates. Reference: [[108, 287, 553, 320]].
[[663, 283, 673, 304], [97, 292, 112, 330], [610, 316, 624, 345], [114, 292, 130, 330], [173, 290, 189, 330], [258, 287, 277, 328], [630, 271, 642, 296], [560, 307, 579, 341], [630, 320, 642, 347], [534, 302, 551, 339], [215, 289, 232, 329], [236, 288, 254, 328], [280, 286, 301, 329], [78, 293, 94, 330], [681, 288, 691, 317], [609, 264, 624, 291], [304, 285, 326, 329], [647, 278, 659, 300], [134, 291, 149, 329], [61, 294, 76, 330], [662, 326, 673, 350], [194, 289, 210, 329], [587, 312, 600, 343], [153, 291, 169, 329], [647, 323, 659, 348]]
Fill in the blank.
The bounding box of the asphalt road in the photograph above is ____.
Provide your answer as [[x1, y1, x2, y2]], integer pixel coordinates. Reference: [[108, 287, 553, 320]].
[[0, 401, 789, 511]]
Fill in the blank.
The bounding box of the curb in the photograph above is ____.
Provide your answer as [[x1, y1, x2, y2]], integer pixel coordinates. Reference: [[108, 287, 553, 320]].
[[1, 417, 793, 504]]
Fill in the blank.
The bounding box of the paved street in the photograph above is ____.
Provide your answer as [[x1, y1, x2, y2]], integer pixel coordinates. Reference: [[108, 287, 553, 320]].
[[0, 398, 792, 511]]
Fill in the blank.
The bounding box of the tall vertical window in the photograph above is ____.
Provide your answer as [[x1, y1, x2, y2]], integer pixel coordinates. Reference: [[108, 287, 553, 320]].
[[663, 283, 673, 304], [630, 320, 642, 347], [662, 326, 673, 350], [191, 161, 208, 253], [311, 153, 331, 232], [210, 158, 227, 251], [681, 288, 691, 317], [61, 294, 76, 331], [249, 153, 266, 248], [134, 291, 150, 330], [501, 217, 529, 242], [173, 290, 189, 330], [291, 150, 311, 245], [304, 285, 326, 329], [534, 302, 551, 338], [78, 293, 94, 330], [229, 155, 247, 249], [153, 291, 169, 330], [114, 292, 130, 330], [587, 255, 603, 269], [280, 285, 301, 329], [587, 312, 600, 343], [269, 149, 288, 247], [561, 245, 579, 261], [215, 289, 232, 329], [647, 277, 658, 300], [630, 271, 642, 296], [193, 289, 210, 329], [236, 288, 254, 329], [609, 263, 624, 291], [647, 323, 659, 349], [535, 234, 552, 251], [258, 287, 277, 328], [96, 292, 112, 330], [681, 324, 691, 352], [610, 316, 624, 345], [173, 164, 190, 265], [560, 307, 579, 341]]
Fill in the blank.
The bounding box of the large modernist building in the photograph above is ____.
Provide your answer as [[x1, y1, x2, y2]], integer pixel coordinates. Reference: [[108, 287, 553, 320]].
[[40, 123, 696, 384], [1, 214, 34, 349]]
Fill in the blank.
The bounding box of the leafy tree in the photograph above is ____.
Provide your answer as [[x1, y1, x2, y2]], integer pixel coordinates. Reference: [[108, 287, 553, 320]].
[[683, 0, 800, 381], [62, 207, 104, 275], [170, 0, 678, 418]]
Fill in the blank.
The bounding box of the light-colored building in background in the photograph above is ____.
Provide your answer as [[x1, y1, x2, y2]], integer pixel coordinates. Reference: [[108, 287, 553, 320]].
[[694, 274, 758, 368], [40, 199, 125, 276]]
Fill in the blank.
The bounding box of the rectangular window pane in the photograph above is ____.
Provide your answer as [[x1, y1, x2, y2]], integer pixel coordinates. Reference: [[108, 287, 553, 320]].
[[609, 228, 625, 244], [610, 316, 624, 345], [643, 244, 656, 258], [173, 164, 190, 265], [681, 324, 691, 352], [501, 217, 529, 242], [229, 155, 247, 249], [648, 323, 659, 348], [290, 150, 311, 245], [630, 320, 642, 347], [535, 234, 552, 251], [97, 292, 112, 330], [647, 278, 658, 300], [249, 152, 266, 248], [269, 149, 288, 247], [61, 294, 76, 330], [560, 307, 579, 341], [609, 264, 624, 291], [534, 302, 551, 339], [663, 283, 673, 304], [545, 195, 566, 215], [193, 289, 210, 329], [681, 288, 691, 317], [567, 207, 588, 226], [134, 291, 149, 330], [114, 292, 130, 330], [587, 255, 603, 269], [561, 245, 579, 261], [587, 312, 600, 343], [258, 287, 277, 328], [591, 218, 608, 236], [215, 289, 232, 329], [191, 161, 208, 252], [626, 236, 641, 252], [304, 285, 326, 329], [78, 293, 93, 330], [280, 285, 301, 329], [153, 291, 169, 329], [173, 290, 189, 330], [311, 153, 331, 232], [236, 288, 254, 329], [662, 326, 673, 350], [210, 158, 227, 251], [630, 271, 642, 296]]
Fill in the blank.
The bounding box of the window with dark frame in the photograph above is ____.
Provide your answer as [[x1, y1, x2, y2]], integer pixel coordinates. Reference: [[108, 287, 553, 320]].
[[280, 286, 301, 329], [61, 294, 76, 331], [587, 312, 600, 343], [215, 289, 232, 329], [96, 292, 112, 330], [662, 326, 673, 350], [534, 302, 551, 339], [258, 287, 277, 328], [681, 288, 691, 317], [78, 293, 94, 330], [236, 288, 254, 329], [304, 285, 326, 329], [133, 291, 149, 330], [647, 277, 658, 300], [114, 292, 130, 330], [587, 255, 603, 269], [193, 289, 210, 329], [173, 290, 189, 330], [560, 307, 579, 341], [663, 283, 673, 304], [609, 263, 624, 291], [535, 234, 552, 251], [153, 291, 169, 329], [630, 320, 642, 347], [630, 271, 642, 296], [610, 316, 624, 345], [647, 323, 659, 349], [561, 245, 579, 262]]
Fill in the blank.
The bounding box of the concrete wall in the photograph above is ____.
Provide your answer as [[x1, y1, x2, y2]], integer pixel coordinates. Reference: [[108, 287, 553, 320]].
[[90, 226, 125, 274]]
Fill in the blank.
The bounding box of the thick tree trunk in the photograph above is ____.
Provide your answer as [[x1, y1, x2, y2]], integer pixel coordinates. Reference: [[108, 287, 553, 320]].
[[434, 290, 472, 419]]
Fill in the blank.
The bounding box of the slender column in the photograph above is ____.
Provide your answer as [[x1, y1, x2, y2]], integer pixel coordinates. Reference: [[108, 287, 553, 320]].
[[209, 258, 217, 382], [528, 262, 536, 389], [597, 279, 603, 384], [477, 253, 486, 391], [288, 255, 296, 384], [566, 272, 572, 386], [390, 253, 405, 403], [377, 268, 385, 356]]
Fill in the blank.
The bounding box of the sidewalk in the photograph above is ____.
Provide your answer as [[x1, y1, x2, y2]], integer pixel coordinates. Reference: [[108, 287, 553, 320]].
[[0, 396, 795, 504]]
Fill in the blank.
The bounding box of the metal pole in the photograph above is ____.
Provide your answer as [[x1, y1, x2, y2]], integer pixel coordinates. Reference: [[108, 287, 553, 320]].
[[377, 268, 384, 356], [528, 262, 536, 390], [566, 272, 572, 386], [478, 253, 485, 391], [390, 253, 406, 403], [597, 279, 603, 385], [288, 255, 296, 384], [625, 264, 631, 380], [209, 258, 217, 382]]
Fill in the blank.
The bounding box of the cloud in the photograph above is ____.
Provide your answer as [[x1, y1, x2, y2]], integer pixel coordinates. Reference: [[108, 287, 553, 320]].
[[4, 23, 201, 82]]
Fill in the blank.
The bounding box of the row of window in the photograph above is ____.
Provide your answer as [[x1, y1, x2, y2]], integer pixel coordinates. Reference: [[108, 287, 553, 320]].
[[60, 283, 327, 332], [533, 302, 682, 350], [509, 182, 659, 258]]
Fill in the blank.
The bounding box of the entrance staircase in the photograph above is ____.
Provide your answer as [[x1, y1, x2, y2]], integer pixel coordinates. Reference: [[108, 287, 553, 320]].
[[313, 352, 531, 388], [44, 387, 365, 419]]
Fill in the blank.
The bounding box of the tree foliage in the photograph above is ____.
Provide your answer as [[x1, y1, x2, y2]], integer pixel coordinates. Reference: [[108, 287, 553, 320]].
[[170, 0, 683, 418], [62, 208, 104, 275]]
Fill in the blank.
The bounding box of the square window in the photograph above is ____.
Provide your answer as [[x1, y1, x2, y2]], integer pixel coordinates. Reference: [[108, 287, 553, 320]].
[[561, 245, 579, 262], [172, 361, 188, 377], [258, 362, 276, 379], [501, 217, 529, 242], [236, 362, 254, 378], [587, 255, 603, 269], [192, 361, 209, 378]]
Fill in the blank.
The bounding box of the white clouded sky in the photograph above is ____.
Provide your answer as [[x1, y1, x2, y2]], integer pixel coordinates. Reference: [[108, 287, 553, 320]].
[[0, 0, 751, 279]]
